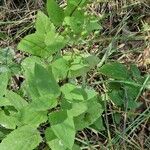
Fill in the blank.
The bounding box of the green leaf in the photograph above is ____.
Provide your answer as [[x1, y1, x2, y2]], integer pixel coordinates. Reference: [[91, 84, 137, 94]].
[[50, 116, 75, 149], [61, 83, 87, 103], [17, 33, 48, 57], [0, 127, 11, 141], [125, 85, 140, 101], [125, 85, 141, 110], [0, 32, 8, 40], [85, 88, 98, 100], [61, 98, 72, 110], [67, 101, 87, 117], [0, 125, 42, 150], [65, 0, 88, 16], [18, 106, 47, 127], [21, 56, 45, 99], [45, 128, 67, 150], [128, 100, 141, 110], [0, 72, 8, 97], [68, 63, 89, 78], [0, 65, 10, 74], [34, 64, 60, 97], [74, 100, 103, 130], [99, 62, 129, 80], [45, 31, 66, 55], [130, 64, 141, 80], [64, 9, 84, 34], [6, 91, 28, 111], [71, 88, 87, 101], [72, 144, 81, 150], [90, 117, 105, 131], [45, 127, 56, 141], [85, 19, 101, 33], [47, 0, 64, 26], [114, 113, 122, 124], [0, 97, 12, 107], [61, 84, 98, 104], [9, 63, 21, 75], [49, 110, 68, 125], [23, 71, 41, 99], [61, 83, 76, 101], [0, 47, 15, 65], [0, 111, 18, 129], [108, 82, 122, 90], [35, 11, 53, 34], [49, 111, 76, 149], [65, 54, 97, 78], [21, 56, 45, 75], [0, 48, 20, 75], [18, 11, 64, 57], [108, 90, 124, 107], [83, 54, 100, 67], [68, 0, 88, 6], [52, 57, 69, 80], [23, 62, 60, 99], [30, 95, 57, 111], [47, 138, 67, 150]]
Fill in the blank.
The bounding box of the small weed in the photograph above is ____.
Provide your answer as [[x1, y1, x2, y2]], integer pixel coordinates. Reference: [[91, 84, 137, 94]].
[[0, 0, 150, 150]]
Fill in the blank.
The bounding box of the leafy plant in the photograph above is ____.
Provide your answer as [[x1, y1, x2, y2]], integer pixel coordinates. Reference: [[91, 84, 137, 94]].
[[0, 0, 103, 149], [0, 47, 20, 75], [0, 0, 149, 150]]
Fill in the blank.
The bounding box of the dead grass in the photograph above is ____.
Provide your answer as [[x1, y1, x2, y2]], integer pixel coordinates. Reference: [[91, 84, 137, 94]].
[[0, 0, 45, 47]]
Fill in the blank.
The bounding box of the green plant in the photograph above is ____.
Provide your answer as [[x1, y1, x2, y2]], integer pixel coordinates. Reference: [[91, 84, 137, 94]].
[[0, 0, 149, 150], [0, 47, 21, 75]]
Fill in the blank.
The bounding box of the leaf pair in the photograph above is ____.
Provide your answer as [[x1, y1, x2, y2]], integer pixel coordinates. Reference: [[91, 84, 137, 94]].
[[44, 83, 103, 150], [22, 56, 60, 99], [18, 11, 66, 57], [61, 83, 104, 130], [0, 48, 20, 75], [48, 111, 75, 149], [99, 62, 144, 110], [0, 62, 60, 149], [0, 91, 43, 149]]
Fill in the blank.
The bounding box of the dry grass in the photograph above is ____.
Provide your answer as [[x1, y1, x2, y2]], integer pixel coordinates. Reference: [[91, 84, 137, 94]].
[[0, 0, 45, 47]]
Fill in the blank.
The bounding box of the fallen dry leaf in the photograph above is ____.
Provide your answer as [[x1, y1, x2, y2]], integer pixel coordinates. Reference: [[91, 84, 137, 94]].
[[142, 48, 150, 66]]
